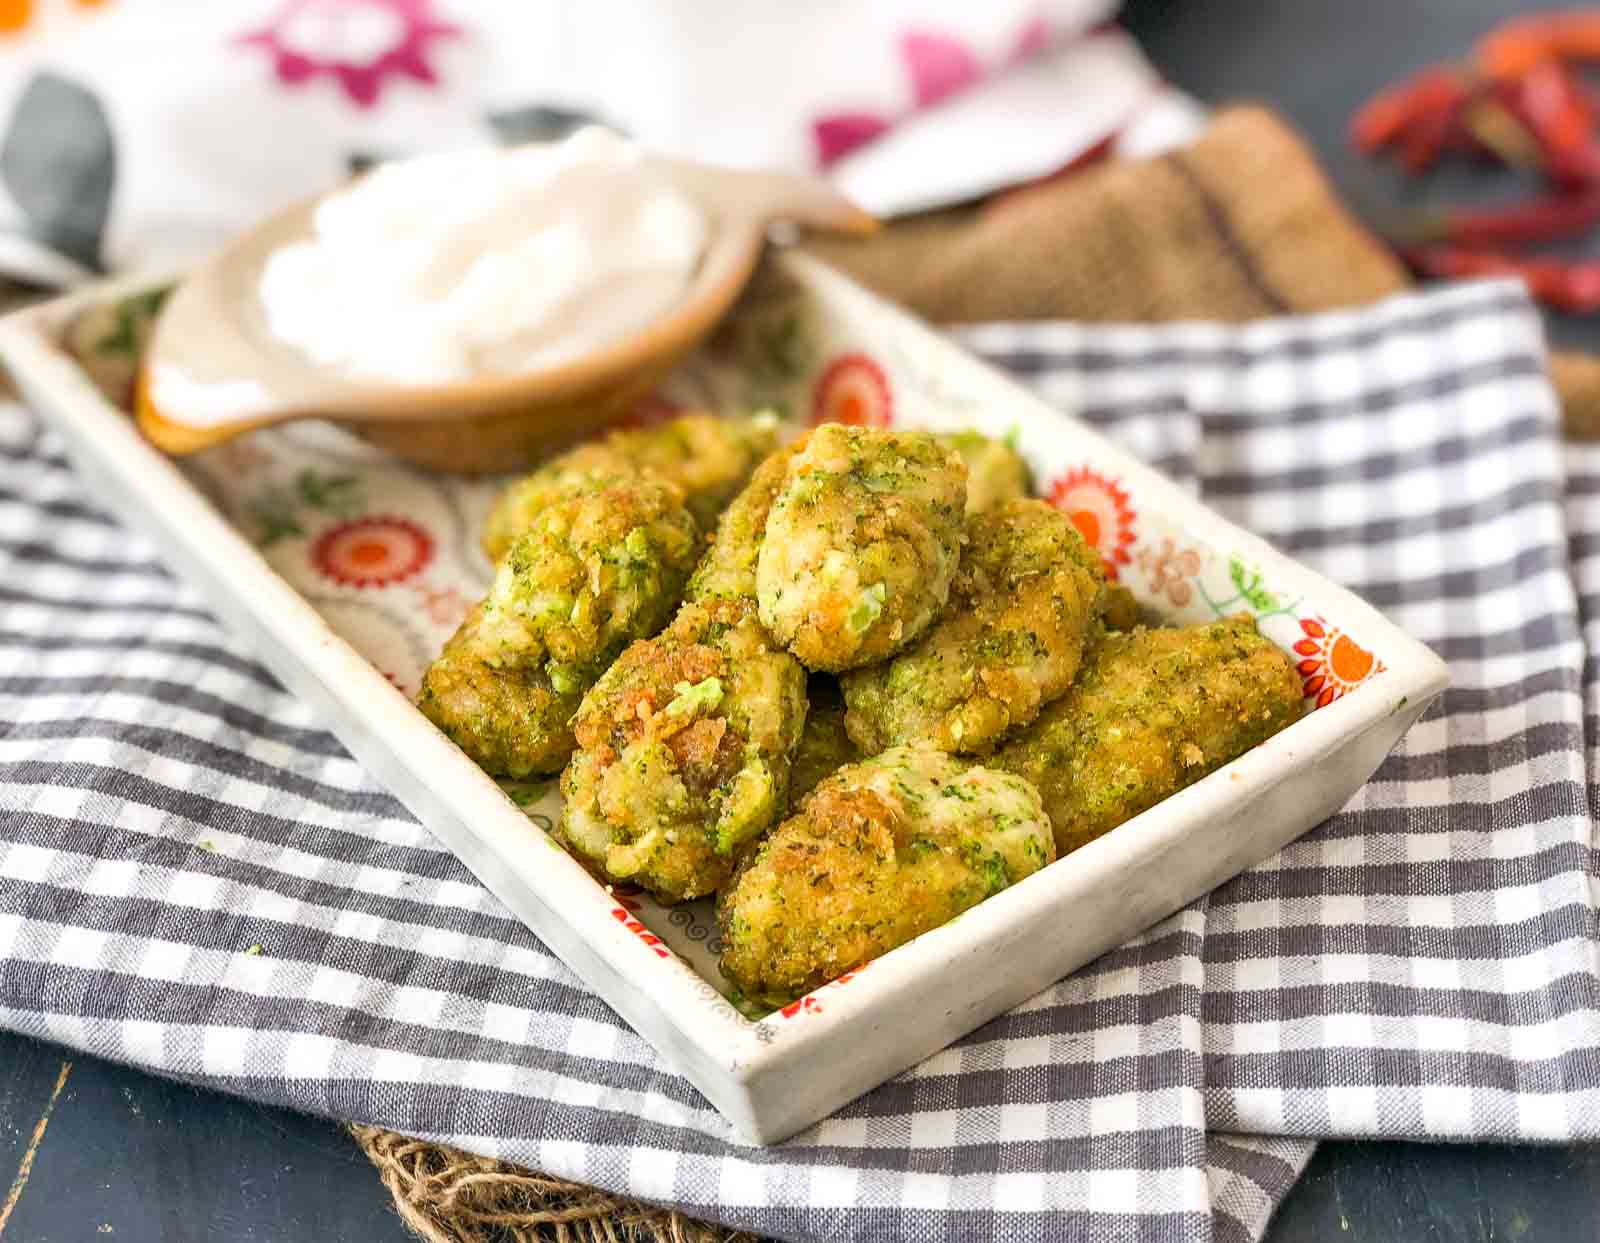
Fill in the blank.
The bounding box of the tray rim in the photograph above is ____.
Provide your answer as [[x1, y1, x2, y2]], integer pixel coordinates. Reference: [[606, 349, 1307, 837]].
[[0, 253, 1450, 1142]]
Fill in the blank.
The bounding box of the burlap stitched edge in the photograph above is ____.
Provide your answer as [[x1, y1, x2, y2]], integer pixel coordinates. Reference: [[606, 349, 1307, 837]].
[[804, 105, 1409, 325], [351, 1125, 760, 1243]]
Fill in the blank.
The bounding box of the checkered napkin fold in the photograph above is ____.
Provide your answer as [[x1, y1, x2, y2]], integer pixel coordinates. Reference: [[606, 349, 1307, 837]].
[[2, 277, 1597, 1243]]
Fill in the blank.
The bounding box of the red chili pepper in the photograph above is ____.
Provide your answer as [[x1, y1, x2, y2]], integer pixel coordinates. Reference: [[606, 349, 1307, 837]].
[[1481, 12, 1600, 81], [1548, 142, 1600, 186], [1492, 59, 1600, 185], [1461, 91, 1546, 168], [1517, 60, 1594, 154], [1400, 77, 1471, 173], [1403, 245, 1600, 313], [1449, 71, 1600, 186], [1350, 68, 1466, 153], [1429, 187, 1600, 246]]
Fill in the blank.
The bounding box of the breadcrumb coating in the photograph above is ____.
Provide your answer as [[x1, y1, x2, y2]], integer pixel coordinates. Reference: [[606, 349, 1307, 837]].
[[757, 425, 966, 672], [717, 745, 1053, 1008], [992, 616, 1304, 856]]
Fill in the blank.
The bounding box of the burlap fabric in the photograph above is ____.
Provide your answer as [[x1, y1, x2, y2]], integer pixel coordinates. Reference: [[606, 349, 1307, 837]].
[[350, 105, 1592, 1240], [809, 105, 1600, 437], [351, 1127, 756, 1243]]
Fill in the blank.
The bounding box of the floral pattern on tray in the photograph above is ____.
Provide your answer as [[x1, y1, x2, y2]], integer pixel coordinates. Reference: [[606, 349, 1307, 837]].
[[65, 261, 1386, 1010]]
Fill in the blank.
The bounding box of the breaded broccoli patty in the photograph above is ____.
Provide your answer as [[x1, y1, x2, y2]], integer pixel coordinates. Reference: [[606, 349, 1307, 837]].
[[757, 425, 967, 672], [473, 477, 699, 691], [992, 616, 1304, 856], [786, 677, 857, 810], [685, 438, 806, 604], [482, 412, 778, 560], [841, 499, 1105, 755], [557, 445, 810, 901], [938, 430, 1031, 514], [559, 597, 807, 901], [416, 604, 581, 778], [423, 477, 698, 777], [717, 745, 1054, 1008]]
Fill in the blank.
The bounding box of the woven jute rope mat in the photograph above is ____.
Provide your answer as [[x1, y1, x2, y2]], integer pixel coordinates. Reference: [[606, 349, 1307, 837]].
[[352, 1126, 756, 1243], [351, 105, 1597, 1243]]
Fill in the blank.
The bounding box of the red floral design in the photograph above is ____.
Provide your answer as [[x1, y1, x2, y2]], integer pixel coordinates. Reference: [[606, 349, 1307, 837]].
[[611, 901, 670, 960], [239, 0, 460, 109], [777, 964, 867, 1019], [812, 353, 892, 428], [312, 516, 433, 587], [1293, 618, 1384, 708], [1047, 467, 1137, 579]]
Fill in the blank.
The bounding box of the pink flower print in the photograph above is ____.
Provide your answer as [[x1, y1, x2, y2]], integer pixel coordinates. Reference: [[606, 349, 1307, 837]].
[[239, 0, 461, 109], [812, 14, 1094, 170], [900, 30, 981, 108], [812, 27, 985, 167], [410, 581, 474, 627], [1135, 537, 1202, 608], [1010, 14, 1054, 62], [813, 113, 893, 168]]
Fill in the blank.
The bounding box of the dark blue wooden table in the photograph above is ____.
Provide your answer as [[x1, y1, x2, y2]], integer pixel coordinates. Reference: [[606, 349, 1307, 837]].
[[4, 3, 1599, 1240]]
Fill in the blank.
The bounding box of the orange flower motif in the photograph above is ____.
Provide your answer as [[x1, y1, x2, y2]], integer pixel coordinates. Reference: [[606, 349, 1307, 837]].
[[312, 515, 433, 587], [1294, 617, 1383, 707], [0, 0, 108, 36], [1047, 466, 1137, 579], [812, 353, 892, 427]]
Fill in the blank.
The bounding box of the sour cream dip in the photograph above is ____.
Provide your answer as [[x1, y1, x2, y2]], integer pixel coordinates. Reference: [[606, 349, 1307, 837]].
[[257, 128, 708, 385]]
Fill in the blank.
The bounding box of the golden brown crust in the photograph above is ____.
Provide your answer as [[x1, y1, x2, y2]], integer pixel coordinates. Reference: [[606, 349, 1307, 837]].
[[416, 604, 582, 778], [481, 413, 779, 560], [841, 499, 1105, 754], [991, 616, 1304, 855], [938, 430, 1031, 514], [475, 477, 698, 687], [557, 444, 813, 903], [717, 745, 1053, 1008], [757, 425, 967, 672], [559, 597, 807, 901], [786, 677, 857, 810]]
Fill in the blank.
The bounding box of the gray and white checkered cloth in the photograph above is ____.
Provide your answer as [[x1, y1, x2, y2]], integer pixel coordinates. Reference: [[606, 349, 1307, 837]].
[[2, 278, 1596, 1242]]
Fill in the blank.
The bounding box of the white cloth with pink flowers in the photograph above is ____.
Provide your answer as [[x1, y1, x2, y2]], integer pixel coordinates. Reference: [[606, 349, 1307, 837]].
[[0, 0, 1200, 286]]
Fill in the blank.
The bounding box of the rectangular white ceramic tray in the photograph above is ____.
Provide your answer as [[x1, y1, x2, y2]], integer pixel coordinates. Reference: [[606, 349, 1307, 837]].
[[0, 252, 1448, 1143]]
